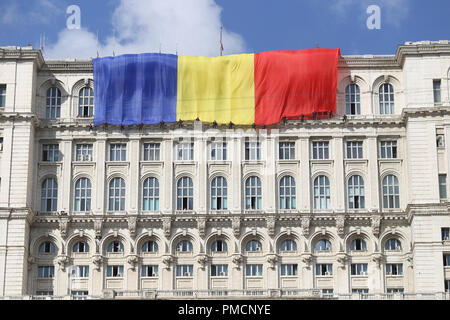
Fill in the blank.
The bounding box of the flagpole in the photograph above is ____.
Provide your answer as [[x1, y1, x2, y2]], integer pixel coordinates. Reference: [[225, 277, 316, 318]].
[[220, 26, 223, 56]]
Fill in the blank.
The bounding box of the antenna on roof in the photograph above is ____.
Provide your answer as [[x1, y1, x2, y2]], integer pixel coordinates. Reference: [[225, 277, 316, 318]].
[[112, 28, 116, 57], [96, 30, 100, 58], [220, 26, 224, 56]]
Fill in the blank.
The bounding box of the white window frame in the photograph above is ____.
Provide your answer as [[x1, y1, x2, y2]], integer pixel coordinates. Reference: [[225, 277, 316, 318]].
[[211, 176, 228, 210], [142, 177, 159, 211], [46, 87, 61, 119], [245, 176, 262, 210], [346, 141, 363, 159], [313, 175, 330, 210], [312, 141, 329, 160], [245, 141, 261, 161], [109, 143, 127, 161], [75, 144, 93, 162], [279, 141, 295, 160], [41, 178, 58, 213], [143, 143, 160, 161], [177, 142, 194, 161], [380, 141, 397, 159], [210, 141, 227, 161], [345, 84, 361, 115], [43, 144, 59, 162], [177, 177, 193, 211], [348, 175, 365, 209], [279, 176, 296, 210], [78, 87, 94, 118], [379, 83, 395, 115], [108, 177, 126, 212], [382, 175, 400, 209], [74, 178, 92, 212]]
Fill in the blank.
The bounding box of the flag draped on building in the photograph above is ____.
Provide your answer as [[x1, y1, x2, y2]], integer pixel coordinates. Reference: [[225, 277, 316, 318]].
[[93, 48, 340, 126]]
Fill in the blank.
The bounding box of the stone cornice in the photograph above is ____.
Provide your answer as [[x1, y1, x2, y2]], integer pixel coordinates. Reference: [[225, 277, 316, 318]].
[[0, 47, 44, 68]]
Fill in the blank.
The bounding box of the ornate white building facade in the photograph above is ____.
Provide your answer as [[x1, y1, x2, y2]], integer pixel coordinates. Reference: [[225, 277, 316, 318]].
[[0, 41, 450, 300]]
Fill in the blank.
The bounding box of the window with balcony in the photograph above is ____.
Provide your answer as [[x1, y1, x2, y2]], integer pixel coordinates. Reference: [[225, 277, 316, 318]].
[[142, 177, 159, 211], [348, 175, 365, 209], [43, 144, 59, 162], [345, 84, 361, 115], [106, 265, 124, 278], [141, 265, 158, 277], [386, 263, 403, 276], [382, 175, 400, 209], [211, 176, 227, 210], [380, 141, 397, 158], [312, 141, 329, 159], [46, 87, 61, 119], [78, 87, 94, 117], [347, 141, 363, 159], [143, 143, 160, 161], [279, 142, 295, 160], [314, 175, 330, 209], [75, 144, 93, 162], [41, 178, 58, 213], [246, 264, 263, 277], [74, 178, 91, 212], [177, 142, 194, 161], [279, 176, 296, 210], [210, 142, 227, 161], [109, 144, 127, 161], [245, 176, 262, 210], [351, 263, 368, 276], [281, 264, 298, 276], [315, 264, 333, 276], [108, 177, 125, 211], [177, 177, 193, 211], [379, 83, 395, 114], [176, 265, 193, 277], [211, 264, 228, 277]]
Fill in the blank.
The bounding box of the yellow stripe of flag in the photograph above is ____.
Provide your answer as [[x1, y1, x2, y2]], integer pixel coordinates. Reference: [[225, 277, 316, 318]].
[[177, 54, 255, 125]]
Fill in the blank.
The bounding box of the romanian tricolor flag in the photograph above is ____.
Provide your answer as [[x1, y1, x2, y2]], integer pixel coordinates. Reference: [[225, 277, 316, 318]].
[[93, 48, 340, 126]]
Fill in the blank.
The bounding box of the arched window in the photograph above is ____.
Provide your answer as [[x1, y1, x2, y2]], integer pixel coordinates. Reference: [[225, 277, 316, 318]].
[[74, 178, 91, 212], [315, 239, 332, 252], [39, 241, 56, 254], [385, 238, 402, 251], [73, 241, 90, 253], [314, 175, 330, 209], [107, 241, 124, 253], [78, 87, 94, 117], [41, 178, 58, 212], [350, 239, 367, 251], [46, 87, 61, 118], [345, 84, 360, 115], [245, 240, 262, 252], [382, 175, 400, 209], [177, 177, 193, 211], [211, 176, 228, 210], [142, 177, 159, 211], [379, 83, 395, 115], [109, 177, 125, 211], [211, 240, 228, 252], [280, 239, 297, 252], [279, 176, 296, 209], [348, 175, 365, 209], [245, 176, 262, 210], [176, 240, 193, 252], [142, 241, 159, 253]]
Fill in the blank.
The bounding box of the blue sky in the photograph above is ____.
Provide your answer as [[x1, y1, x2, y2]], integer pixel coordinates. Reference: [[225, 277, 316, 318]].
[[0, 0, 448, 58]]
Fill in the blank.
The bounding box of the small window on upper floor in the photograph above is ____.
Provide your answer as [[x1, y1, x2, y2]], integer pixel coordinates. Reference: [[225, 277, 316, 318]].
[[380, 141, 397, 159], [110, 143, 127, 161], [433, 79, 442, 103], [177, 142, 194, 161], [347, 141, 363, 159], [76, 144, 93, 162], [279, 141, 295, 160], [43, 144, 59, 162], [345, 84, 361, 115], [0, 84, 6, 108], [442, 228, 450, 241], [78, 87, 94, 118], [312, 141, 329, 159], [437, 134, 445, 148], [245, 140, 261, 161], [210, 141, 227, 161], [143, 143, 160, 161]]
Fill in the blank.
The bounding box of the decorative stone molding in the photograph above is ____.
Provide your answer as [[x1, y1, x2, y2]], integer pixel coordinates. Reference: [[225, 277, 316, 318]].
[[232, 254, 243, 269], [336, 253, 348, 268], [162, 255, 173, 269], [406, 253, 414, 268], [94, 218, 103, 239], [127, 254, 139, 271], [197, 216, 206, 239], [92, 254, 103, 270], [335, 215, 345, 237], [127, 216, 137, 239], [371, 215, 382, 237], [163, 217, 172, 239], [371, 253, 384, 268], [266, 216, 276, 238], [301, 217, 310, 236], [301, 253, 313, 268], [232, 217, 241, 238], [267, 254, 278, 269], [56, 255, 70, 271], [197, 255, 208, 269], [59, 216, 69, 239], [27, 256, 35, 270]]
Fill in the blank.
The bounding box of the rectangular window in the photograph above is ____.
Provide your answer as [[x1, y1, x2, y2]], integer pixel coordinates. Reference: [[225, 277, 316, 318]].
[[351, 263, 368, 276], [439, 174, 447, 199], [279, 142, 296, 160], [245, 264, 263, 277], [434, 79, 442, 103], [280, 264, 298, 276], [347, 141, 363, 159], [71, 266, 89, 278], [442, 228, 450, 241], [211, 264, 228, 277], [322, 289, 334, 296], [210, 142, 227, 161], [0, 84, 6, 108], [444, 255, 450, 267], [106, 265, 124, 278], [352, 289, 369, 294], [141, 265, 159, 277], [445, 280, 450, 292], [386, 288, 404, 294], [315, 264, 333, 276], [312, 141, 329, 159], [437, 134, 446, 148], [76, 144, 93, 161], [177, 142, 194, 161], [245, 141, 261, 160], [176, 265, 193, 277], [143, 143, 160, 161], [43, 144, 59, 162], [0, 137, 3, 152], [72, 291, 89, 296], [380, 141, 397, 159], [36, 291, 53, 296], [386, 264, 403, 276], [110, 143, 127, 161], [38, 266, 55, 278]]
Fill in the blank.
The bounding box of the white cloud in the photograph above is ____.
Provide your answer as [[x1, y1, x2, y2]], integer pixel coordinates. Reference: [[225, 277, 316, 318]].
[[45, 0, 247, 59]]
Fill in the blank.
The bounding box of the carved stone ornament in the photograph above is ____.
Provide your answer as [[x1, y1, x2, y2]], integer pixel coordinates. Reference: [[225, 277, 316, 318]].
[[59, 217, 69, 239], [335, 215, 345, 237], [336, 253, 348, 268], [57, 255, 70, 271], [127, 254, 139, 270], [371, 215, 382, 238], [267, 254, 278, 269], [266, 216, 276, 238], [94, 218, 103, 239], [162, 255, 173, 269], [197, 216, 206, 239], [232, 217, 241, 238], [128, 216, 137, 239], [406, 253, 414, 268], [371, 253, 384, 268], [232, 254, 243, 268], [27, 256, 35, 270], [92, 254, 103, 270], [301, 253, 313, 268], [301, 217, 310, 236], [197, 255, 208, 269], [163, 217, 172, 239]]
